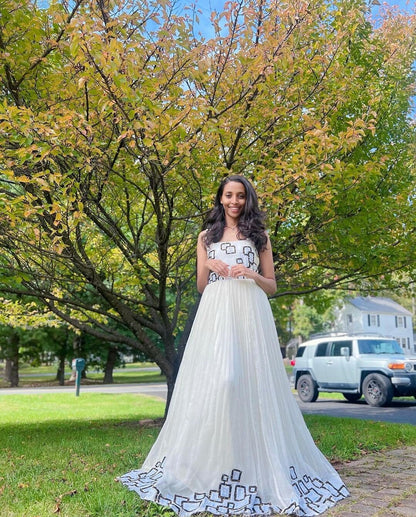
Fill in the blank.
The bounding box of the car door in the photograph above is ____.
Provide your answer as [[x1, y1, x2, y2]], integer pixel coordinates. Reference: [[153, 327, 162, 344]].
[[323, 340, 357, 389], [309, 341, 331, 387]]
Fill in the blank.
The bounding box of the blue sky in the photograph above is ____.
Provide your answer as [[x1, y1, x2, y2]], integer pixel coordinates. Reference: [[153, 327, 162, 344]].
[[176, 1, 415, 42], [183, 0, 414, 18]]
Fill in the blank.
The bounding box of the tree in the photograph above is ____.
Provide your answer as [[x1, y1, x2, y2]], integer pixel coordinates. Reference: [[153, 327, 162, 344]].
[[0, 0, 415, 411], [291, 300, 331, 341], [0, 296, 65, 386]]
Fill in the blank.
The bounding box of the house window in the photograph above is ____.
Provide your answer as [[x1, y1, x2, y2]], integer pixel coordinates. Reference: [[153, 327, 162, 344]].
[[395, 316, 404, 328], [347, 314, 353, 325], [368, 314, 380, 327]]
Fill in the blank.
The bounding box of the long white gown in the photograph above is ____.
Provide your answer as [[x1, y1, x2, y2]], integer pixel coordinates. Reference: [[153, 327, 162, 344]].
[[119, 239, 349, 516]]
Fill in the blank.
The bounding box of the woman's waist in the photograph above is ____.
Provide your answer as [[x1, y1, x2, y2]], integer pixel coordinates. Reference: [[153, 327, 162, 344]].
[[205, 277, 257, 291], [208, 269, 258, 284]]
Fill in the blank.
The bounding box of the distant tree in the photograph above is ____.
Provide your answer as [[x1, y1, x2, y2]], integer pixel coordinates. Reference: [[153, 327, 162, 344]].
[[0, 0, 415, 410], [0, 326, 20, 386], [0, 296, 64, 386], [292, 300, 333, 341]]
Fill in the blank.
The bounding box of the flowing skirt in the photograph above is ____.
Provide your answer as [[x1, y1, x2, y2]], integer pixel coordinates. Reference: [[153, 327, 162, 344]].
[[119, 279, 349, 516]]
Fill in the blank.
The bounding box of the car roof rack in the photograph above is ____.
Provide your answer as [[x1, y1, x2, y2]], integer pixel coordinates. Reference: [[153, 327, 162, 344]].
[[308, 331, 385, 339]]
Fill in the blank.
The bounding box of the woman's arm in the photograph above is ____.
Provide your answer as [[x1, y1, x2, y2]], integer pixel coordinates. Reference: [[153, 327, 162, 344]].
[[229, 233, 276, 295], [196, 231, 230, 294]]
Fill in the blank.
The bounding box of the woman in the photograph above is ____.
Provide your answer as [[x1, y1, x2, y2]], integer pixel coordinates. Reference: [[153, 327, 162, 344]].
[[119, 175, 349, 516]]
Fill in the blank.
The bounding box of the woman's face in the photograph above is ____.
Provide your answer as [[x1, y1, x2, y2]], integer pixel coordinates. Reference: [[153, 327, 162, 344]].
[[220, 181, 246, 221]]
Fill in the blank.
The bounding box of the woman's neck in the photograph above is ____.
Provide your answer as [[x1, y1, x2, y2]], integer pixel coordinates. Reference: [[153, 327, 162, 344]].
[[224, 218, 239, 230]]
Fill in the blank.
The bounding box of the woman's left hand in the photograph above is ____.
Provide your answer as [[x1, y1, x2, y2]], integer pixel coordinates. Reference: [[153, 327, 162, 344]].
[[229, 265, 256, 279]]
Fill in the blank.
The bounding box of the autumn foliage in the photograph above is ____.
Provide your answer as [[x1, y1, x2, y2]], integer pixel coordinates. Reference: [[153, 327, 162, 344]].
[[0, 0, 415, 404]]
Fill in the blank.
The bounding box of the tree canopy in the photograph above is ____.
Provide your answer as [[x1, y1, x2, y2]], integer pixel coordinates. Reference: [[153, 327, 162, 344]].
[[1, 0, 415, 407]]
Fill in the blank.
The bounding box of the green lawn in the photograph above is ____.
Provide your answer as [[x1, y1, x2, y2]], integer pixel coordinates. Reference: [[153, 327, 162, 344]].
[[0, 362, 166, 388], [1, 392, 416, 516]]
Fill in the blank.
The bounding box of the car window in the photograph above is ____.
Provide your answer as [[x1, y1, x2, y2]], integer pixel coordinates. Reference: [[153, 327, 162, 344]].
[[296, 346, 306, 358], [314, 342, 329, 357], [358, 339, 403, 355], [329, 340, 352, 356]]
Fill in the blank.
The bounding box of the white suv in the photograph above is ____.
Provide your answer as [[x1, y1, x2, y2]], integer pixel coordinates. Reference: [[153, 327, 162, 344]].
[[292, 334, 416, 407]]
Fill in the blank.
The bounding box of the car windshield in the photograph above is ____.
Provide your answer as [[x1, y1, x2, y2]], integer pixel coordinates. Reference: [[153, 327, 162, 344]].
[[358, 339, 403, 355]]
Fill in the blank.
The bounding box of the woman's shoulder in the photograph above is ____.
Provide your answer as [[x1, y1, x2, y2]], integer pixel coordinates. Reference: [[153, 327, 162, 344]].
[[198, 229, 208, 239], [197, 229, 209, 247]]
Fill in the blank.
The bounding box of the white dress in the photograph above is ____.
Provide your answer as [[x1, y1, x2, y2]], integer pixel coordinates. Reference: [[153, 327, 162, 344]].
[[119, 239, 349, 516]]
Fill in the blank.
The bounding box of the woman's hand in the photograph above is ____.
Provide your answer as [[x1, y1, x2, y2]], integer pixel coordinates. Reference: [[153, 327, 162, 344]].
[[206, 259, 230, 278], [229, 264, 255, 279]]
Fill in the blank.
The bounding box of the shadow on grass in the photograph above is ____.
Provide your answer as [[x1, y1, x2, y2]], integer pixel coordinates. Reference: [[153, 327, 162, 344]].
[[0, 417, 164, 517]]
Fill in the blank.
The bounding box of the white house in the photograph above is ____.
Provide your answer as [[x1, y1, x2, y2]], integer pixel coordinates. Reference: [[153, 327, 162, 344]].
[[332, 296, 415, 356]]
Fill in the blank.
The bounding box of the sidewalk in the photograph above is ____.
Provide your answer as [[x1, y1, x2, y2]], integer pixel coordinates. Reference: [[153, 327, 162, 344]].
[[324, 446, 416, 516]]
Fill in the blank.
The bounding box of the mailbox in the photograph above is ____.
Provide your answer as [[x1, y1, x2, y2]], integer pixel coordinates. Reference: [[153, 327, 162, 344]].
[[72, 358, 86, 372], [72, 358, 85, 396]]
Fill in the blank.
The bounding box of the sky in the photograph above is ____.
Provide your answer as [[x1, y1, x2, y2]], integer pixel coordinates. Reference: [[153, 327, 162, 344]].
[[171, 0, 415, 46], [174, 0, 415, 38], [182, 0, 415, 20], [193, 0, 415, 11]]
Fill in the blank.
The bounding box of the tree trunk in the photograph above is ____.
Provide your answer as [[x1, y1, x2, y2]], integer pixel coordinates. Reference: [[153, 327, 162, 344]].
[[5, 331, 20, 387], [69, 332, 85, 381], [55, 328, 70, 386], [175, 296, 201, 380], [56, 354, 66, 385], [165, 373, 176, 419], [163, 296, 201, 417], [103, 345, 118, 384], [4, 358, 11, 382]]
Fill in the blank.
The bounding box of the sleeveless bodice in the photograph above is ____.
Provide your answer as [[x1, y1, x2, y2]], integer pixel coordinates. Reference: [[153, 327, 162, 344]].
[[207, 239, 259, 284]]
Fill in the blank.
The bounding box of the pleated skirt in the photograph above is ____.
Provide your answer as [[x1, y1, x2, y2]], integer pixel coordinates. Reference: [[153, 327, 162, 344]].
[[119, 279, 349, 515]]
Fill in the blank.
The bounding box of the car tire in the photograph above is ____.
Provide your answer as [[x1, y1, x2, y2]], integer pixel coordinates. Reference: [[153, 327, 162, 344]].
[[343, 393, 362, 402], [362, 373, 393, 407], [297, 374, 319, 403]]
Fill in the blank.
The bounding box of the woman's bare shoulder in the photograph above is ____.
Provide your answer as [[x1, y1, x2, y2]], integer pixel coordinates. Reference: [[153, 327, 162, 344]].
[[198, 229, 208, 238], [197, 229, 208, 245]]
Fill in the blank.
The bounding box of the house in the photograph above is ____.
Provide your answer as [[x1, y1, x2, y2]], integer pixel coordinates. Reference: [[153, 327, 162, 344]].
[[332, 296, 415, 356]]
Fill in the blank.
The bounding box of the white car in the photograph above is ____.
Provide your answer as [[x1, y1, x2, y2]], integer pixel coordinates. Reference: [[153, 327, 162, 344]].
[[292, 334, 416, 407]]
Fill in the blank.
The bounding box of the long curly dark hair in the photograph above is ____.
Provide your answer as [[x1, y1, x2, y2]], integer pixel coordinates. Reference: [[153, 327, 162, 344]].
[[203, 175, 267, 252]]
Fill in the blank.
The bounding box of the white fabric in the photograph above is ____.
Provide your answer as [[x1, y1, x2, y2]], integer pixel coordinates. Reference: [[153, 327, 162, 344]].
[[120, 240, 349, 516]]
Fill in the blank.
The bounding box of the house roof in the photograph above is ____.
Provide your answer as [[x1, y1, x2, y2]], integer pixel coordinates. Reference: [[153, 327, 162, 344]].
[[347, 296, 412, 316]]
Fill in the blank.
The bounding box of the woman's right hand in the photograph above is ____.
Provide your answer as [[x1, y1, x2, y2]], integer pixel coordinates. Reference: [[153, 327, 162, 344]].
[[206, 259, 230, 278]]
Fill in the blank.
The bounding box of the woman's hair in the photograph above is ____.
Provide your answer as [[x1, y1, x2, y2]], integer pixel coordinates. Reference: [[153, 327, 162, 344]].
[[203, 175, 267, 252]]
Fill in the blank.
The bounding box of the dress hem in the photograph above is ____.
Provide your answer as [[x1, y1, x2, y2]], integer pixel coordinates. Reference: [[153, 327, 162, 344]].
[[119, 457, 349, 517]]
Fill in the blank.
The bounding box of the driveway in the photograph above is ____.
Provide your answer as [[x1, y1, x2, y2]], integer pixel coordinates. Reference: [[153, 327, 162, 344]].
[[295, 395, 416, 425]]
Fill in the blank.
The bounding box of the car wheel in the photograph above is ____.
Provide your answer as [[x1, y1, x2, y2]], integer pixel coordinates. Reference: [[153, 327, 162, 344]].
[[297, 374, 319, 403], [362, 373, 393, 407], [343, 393, 362, 403]]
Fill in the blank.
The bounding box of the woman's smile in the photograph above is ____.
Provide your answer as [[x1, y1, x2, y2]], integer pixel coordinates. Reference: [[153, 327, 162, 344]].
[[221, 181, 246, 222]]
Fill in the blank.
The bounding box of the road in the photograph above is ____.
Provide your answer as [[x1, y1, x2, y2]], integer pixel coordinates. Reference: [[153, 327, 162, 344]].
[[1, 382, 415, 425], [296, 396, 416, 425], [0, 382, 167, 400]]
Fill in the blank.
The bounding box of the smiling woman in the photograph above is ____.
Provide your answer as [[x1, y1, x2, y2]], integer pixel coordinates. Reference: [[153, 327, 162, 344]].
[[118, 176, 349, 516]]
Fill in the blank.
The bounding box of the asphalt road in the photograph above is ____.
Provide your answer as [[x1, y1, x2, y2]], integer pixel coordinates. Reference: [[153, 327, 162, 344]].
[[1, 382, 415, 425], [295, 395, 416, 425], [0, 382, 168, 400]]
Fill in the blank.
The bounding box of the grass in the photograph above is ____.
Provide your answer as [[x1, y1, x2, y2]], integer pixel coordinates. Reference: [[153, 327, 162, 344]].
[[0, 393, 165, 517], [1, 393, 416, 516], [0, 362, 166, 388]]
